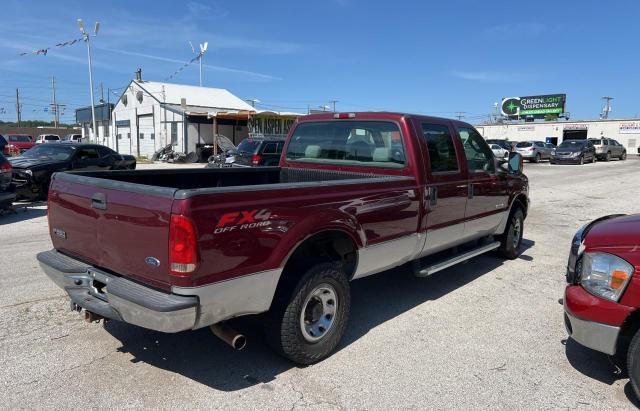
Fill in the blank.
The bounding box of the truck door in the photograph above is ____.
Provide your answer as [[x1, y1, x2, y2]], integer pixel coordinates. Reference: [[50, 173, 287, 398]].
[[456, 125, 509, 239], [418, 121, 469, 256]]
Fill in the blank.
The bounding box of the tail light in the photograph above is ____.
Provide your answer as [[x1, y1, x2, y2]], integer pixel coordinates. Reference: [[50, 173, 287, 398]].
[[169, 214, 199, 276], [251, 154, 262, 165], [0, 161, 11, 173]]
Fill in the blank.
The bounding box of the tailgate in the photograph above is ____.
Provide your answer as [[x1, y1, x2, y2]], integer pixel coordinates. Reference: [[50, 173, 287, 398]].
[[48, 173, 176, 290]]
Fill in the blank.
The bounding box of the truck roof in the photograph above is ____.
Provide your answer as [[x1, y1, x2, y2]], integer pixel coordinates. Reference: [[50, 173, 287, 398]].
[[296, 111, 473, 128]]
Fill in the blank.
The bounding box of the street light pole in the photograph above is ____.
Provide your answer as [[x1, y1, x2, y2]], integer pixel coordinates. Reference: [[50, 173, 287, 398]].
[[78, 19, 100, 143]]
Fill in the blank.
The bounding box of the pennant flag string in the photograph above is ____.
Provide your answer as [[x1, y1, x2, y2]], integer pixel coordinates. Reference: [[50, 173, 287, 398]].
[[18, 36, 84, 56], [165, 53, 202, 81]]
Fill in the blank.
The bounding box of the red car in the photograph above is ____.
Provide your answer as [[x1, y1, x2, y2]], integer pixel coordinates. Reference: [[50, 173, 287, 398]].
[[564, 214, 640, 399], [2, 134, 35, 156], [38, 112, 528, 363]]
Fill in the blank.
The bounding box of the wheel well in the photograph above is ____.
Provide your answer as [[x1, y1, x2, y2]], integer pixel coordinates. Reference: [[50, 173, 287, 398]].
[[617, 310, 640, 355], [273, 231, 358, 302], [512, 194, 528, 218]]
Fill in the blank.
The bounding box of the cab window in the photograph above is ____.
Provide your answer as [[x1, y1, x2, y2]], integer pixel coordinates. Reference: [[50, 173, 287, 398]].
[[421, 123, 459, 173], [458, 127, 495, 173], [76, 148, 100, 160]]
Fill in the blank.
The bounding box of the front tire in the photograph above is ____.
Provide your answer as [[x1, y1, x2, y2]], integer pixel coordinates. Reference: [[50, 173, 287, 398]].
[[579, 156, 584, 165], [605, 151, 611, 162], [627, 329, 640, 401], [497, 208, 524, 260], [621, 151, 627, 160], [266, 262, 350, 365]]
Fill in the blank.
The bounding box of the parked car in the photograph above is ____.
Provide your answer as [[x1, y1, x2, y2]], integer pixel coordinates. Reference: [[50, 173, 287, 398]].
[[589, 137, 627, 161], [38, 112, 528, 364], [0, 153, 16, 209], [231, 137, 285, 167], [563, 214, 640, 401], [35, 134, 60, 144], [10, 143, 136, 201], [550, 139, 597, 165], [515, 141, 552, 163], [3, 134, 35, 155], [489, 143, 509, 158], [63, 134, 83, 142], [486, 139, 513, 152], [0, 135, 19, 157]]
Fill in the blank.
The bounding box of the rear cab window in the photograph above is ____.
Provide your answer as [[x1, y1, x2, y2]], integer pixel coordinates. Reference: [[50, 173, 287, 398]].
[[285, 121, 406, 169], [421, 123, 459, 173]]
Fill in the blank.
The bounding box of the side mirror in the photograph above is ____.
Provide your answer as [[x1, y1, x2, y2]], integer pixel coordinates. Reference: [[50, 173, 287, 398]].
[[508, 152, 523, 174]]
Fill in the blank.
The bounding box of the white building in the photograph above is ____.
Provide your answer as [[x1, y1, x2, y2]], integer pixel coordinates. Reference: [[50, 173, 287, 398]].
[[477, 118, 640, 152], [109, 79, 256, 157]]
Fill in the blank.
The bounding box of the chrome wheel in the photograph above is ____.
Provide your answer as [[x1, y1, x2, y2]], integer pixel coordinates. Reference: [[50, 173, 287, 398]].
[[511, 218, 522, 249], [300, 284, 338, 342]]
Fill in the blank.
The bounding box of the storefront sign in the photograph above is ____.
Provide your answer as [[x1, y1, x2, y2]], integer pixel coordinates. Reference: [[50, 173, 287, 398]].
[[619, 122, 640, 134], [517, 126, 535, 131], [563, 124, 588, 130]]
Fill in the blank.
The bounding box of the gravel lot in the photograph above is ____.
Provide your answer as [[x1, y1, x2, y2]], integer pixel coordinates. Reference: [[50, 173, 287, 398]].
[[1, 158, 639, 410]]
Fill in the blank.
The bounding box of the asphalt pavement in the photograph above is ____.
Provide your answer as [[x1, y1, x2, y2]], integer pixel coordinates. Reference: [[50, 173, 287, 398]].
[[1, 158, 639, 409]]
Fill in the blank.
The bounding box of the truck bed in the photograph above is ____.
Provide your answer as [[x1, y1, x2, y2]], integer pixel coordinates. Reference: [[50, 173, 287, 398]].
[[57, 167, 399, 197]]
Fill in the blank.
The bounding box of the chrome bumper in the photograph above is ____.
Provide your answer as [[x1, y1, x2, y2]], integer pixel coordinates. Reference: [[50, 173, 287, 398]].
[[37, 250, 198, 333], [564, 306, 620, 355]]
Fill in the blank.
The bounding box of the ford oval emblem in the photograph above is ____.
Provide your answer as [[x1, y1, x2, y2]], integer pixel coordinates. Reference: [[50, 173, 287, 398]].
[[145, 257, 160, 267]]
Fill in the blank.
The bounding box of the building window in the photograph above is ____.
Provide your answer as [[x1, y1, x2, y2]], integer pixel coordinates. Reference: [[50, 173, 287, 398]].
[[103, 120, 110, 137], [151, 133, 155, 140], [140, 133, 144, 140], [171, 122, 178, 145], [117, 134, 122, 140]]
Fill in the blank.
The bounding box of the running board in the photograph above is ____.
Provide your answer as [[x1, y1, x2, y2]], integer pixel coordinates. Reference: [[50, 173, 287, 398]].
[[415, 241, 501, 277]]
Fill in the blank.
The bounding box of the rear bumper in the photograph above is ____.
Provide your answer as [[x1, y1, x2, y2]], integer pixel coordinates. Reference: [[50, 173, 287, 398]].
[[0, 191, 15, 206], [37, 250, 198, 333]]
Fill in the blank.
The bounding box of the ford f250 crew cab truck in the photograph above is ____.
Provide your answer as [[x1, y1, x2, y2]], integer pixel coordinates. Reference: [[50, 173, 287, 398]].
[[38, 112, 529, 364], [563, 214, 640, 400]]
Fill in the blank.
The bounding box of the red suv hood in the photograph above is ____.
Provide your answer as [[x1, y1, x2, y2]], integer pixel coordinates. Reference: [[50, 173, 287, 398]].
[[585, 214, 640, 250]]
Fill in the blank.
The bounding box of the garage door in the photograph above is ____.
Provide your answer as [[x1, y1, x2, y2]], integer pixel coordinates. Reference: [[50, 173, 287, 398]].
[[116, 126, 132, 155], [138, 115, 156, 158]]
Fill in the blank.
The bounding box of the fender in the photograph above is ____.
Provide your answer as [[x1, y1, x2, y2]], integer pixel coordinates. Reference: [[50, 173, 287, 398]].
[[496, 189, 529, 234]]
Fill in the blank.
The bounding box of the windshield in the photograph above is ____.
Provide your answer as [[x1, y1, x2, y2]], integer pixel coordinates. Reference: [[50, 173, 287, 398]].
[[515, 142, 532, 148], [8, 135, 32, 142], [237, 139, 261, 154], [21, 145, 75, 161], [286, 120, 406, 169], [558, 140, 587, 148]]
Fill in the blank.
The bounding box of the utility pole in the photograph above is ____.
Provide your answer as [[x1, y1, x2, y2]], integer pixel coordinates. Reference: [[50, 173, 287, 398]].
[[100, 82, 104, 103], [455, 111, 465, 120], [330, 99, 339, 112], [601, 96, 614, 119], [15, 88, 21, 127], [51, 76, 59, 127], [78, 18, 100, 142]]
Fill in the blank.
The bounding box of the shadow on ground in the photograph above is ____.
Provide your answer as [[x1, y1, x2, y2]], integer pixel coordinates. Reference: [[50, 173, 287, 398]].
[[0, 203, 47, 225], [105, 238, 535, 391]]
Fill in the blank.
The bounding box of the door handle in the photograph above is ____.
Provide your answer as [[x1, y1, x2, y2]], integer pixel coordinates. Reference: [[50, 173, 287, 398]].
[[91, 193, 107, 210], [468, 183, 474, 199]]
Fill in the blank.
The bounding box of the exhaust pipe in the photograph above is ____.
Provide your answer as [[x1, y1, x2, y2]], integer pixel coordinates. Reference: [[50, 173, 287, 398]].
[[210, 323, 246, 350]]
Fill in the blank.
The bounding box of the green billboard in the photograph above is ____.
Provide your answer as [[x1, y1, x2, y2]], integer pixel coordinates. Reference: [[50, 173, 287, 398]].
[[501, 94, 566, 119]]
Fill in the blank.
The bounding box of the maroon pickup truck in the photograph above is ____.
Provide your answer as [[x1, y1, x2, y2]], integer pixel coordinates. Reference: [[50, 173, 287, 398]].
[[38, 112, 528, 364], [563, 214, 640, 399]]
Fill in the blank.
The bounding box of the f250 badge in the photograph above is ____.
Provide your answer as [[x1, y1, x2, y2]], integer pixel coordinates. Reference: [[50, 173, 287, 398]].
[[215, 209, 271, 234]]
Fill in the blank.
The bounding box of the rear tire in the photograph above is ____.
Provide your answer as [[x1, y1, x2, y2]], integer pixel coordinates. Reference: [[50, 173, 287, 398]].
[[497, 208, 524, 260], [266, 262, 350, 365], [627, 329, 640, 401], [534, 153, 541, 163], [605, 151, 611, 162]]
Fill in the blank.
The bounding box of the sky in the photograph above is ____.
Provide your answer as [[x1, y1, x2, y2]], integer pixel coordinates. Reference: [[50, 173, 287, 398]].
[[0, 0, 638, 124]]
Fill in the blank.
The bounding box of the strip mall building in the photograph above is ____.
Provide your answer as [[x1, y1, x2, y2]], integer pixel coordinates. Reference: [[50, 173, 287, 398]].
[[477, 118, 640, 151]]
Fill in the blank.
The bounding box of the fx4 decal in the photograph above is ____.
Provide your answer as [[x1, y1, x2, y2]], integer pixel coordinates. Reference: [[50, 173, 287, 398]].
[[215, 209, 272, 233]]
